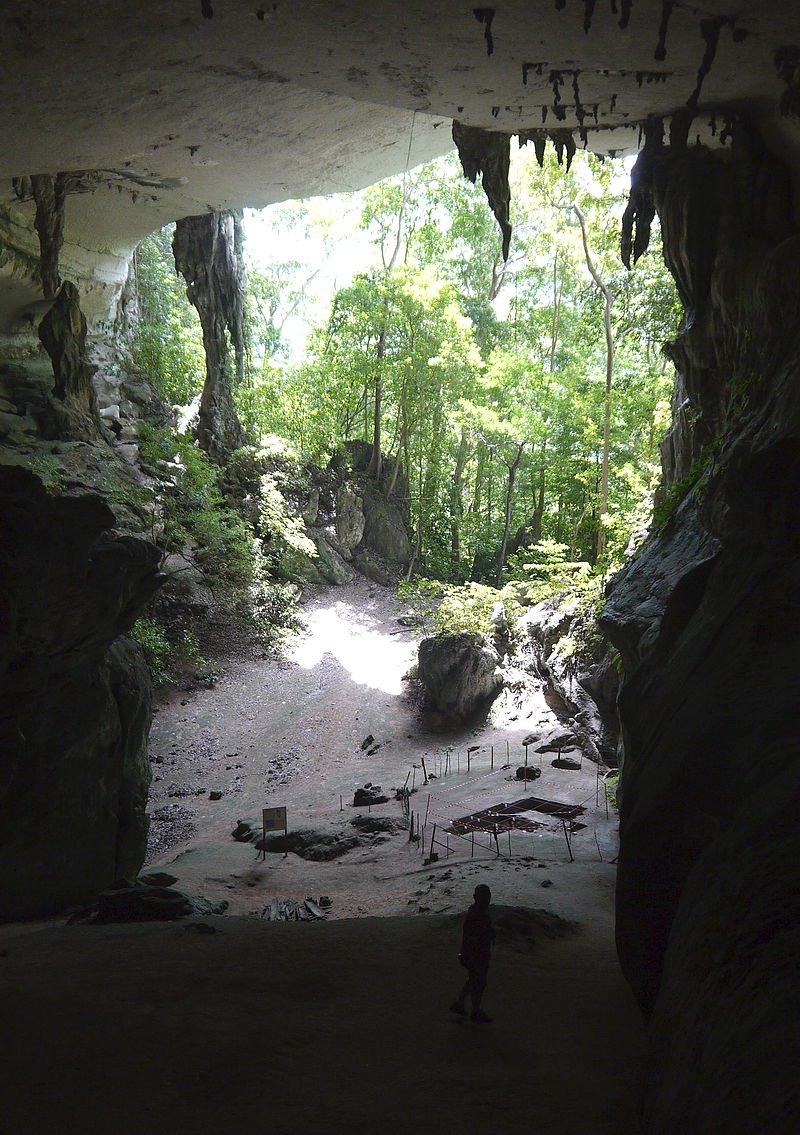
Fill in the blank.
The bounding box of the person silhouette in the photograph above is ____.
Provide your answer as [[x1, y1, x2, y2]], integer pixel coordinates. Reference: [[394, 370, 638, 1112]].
[[450, 883, 495, 1023]]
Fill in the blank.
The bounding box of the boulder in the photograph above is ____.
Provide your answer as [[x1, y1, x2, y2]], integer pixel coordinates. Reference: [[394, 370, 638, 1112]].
[[417, 633, 503, 721], [335, 485, 365, 549], [279, 542, 327, 585], [351, 546, 395, 586], [302, 486, 320, 525], [311, 531, 355, 585], [353, 783, 388, 807], [361, 485, 411, 566]]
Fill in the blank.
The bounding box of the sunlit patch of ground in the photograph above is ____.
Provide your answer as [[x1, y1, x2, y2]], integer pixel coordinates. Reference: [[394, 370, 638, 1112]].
[[292, 597, 415, 694]]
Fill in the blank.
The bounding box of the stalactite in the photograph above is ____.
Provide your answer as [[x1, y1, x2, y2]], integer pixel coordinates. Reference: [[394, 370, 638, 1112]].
[[620, 118, 663, 268], [172, 211, 246, 461], [775, 46, 800, 119], [201, 0, 213, 17], [687, 17, 723, 111], [572, 71, 586, 132], [519, 128, 577, 170], [618, 0, 632, 29], [583, 0, 597, 34], [522, 61, 546, 86], [30, 173, 68, 299], [550, 69, 565, 108], [473, 8, 495, 56], [452, 121, 512, 260], [655, 1, 674, 62]]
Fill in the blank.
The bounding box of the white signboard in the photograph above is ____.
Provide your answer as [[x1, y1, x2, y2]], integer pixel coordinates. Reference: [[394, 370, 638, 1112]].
[[262, 806, 287, 832]]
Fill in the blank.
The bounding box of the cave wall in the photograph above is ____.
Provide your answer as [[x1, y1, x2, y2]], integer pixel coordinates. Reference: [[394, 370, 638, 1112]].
[[602, 125, 800, 1131], [0, 465, 161, 921]]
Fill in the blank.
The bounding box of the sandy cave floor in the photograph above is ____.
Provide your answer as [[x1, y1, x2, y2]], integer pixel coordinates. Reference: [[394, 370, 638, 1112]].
[[1, 580, 645, 1134]]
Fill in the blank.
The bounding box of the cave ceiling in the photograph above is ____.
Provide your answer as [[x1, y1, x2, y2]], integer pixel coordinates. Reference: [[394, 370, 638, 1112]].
[[2, 0, 800, 321]]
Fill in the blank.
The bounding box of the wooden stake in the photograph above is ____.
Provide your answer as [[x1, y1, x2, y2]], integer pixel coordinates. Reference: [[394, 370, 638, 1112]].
[[562, 819, 574, 862]]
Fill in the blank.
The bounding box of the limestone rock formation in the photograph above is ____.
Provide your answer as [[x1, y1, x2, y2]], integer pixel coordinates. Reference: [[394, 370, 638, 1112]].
[[172, 212, 246, 463], [417, 633, 503, 722], [361, 484, 412, 567], [335, 485, 365, 550], [311, 531, 355, 586], [2, 3, 800, 1127], [520, 599, 619, 765], [0, 466, 161, 920], [601, 127, 800, 1128], [38, 280, 99, 439]]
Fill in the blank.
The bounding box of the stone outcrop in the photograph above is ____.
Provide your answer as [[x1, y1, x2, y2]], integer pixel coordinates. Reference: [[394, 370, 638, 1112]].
[[360, 484, 412, 567], [601, 123, 800, 1129], [521, 598, 619, 765], [335, 485, 365, 550], [417, 632, 503, 722], [0, 466, 161, 920], [38, 279, 99, 439], [172, 212, 246, 463]]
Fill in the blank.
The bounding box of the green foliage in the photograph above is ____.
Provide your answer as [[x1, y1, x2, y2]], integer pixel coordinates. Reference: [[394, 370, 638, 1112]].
[[259, 471, 317, 564], [651, 436, 722, 534], [249, 567, 304, 653], [132, 617, 212, 686], [138, 422, 255, 599], [132, 617, 172, 684], [131, 226, 205, 405], [397, 578, 520, 638], [28, 452, 68, 492], [505, 540, 598, 602]]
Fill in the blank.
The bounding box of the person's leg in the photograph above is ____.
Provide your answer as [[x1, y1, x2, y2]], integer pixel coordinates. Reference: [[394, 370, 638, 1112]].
[[470, 965, 491, 1022], [451, 975, 471, 1013]]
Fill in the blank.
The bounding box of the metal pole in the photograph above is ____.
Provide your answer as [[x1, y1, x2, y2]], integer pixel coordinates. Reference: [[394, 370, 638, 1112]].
[[425, 794, 431, 825], [421, 757, 428, 784], [491, 744, 494, 770]]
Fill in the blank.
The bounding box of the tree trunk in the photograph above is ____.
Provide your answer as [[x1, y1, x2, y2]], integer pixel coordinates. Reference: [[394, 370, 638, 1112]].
[[450, 426, 470, 567], [573, 202, 615, 559], [532, 464, 546, 542], [495, 442, 525, 587], [367, 321, 387, 480]]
